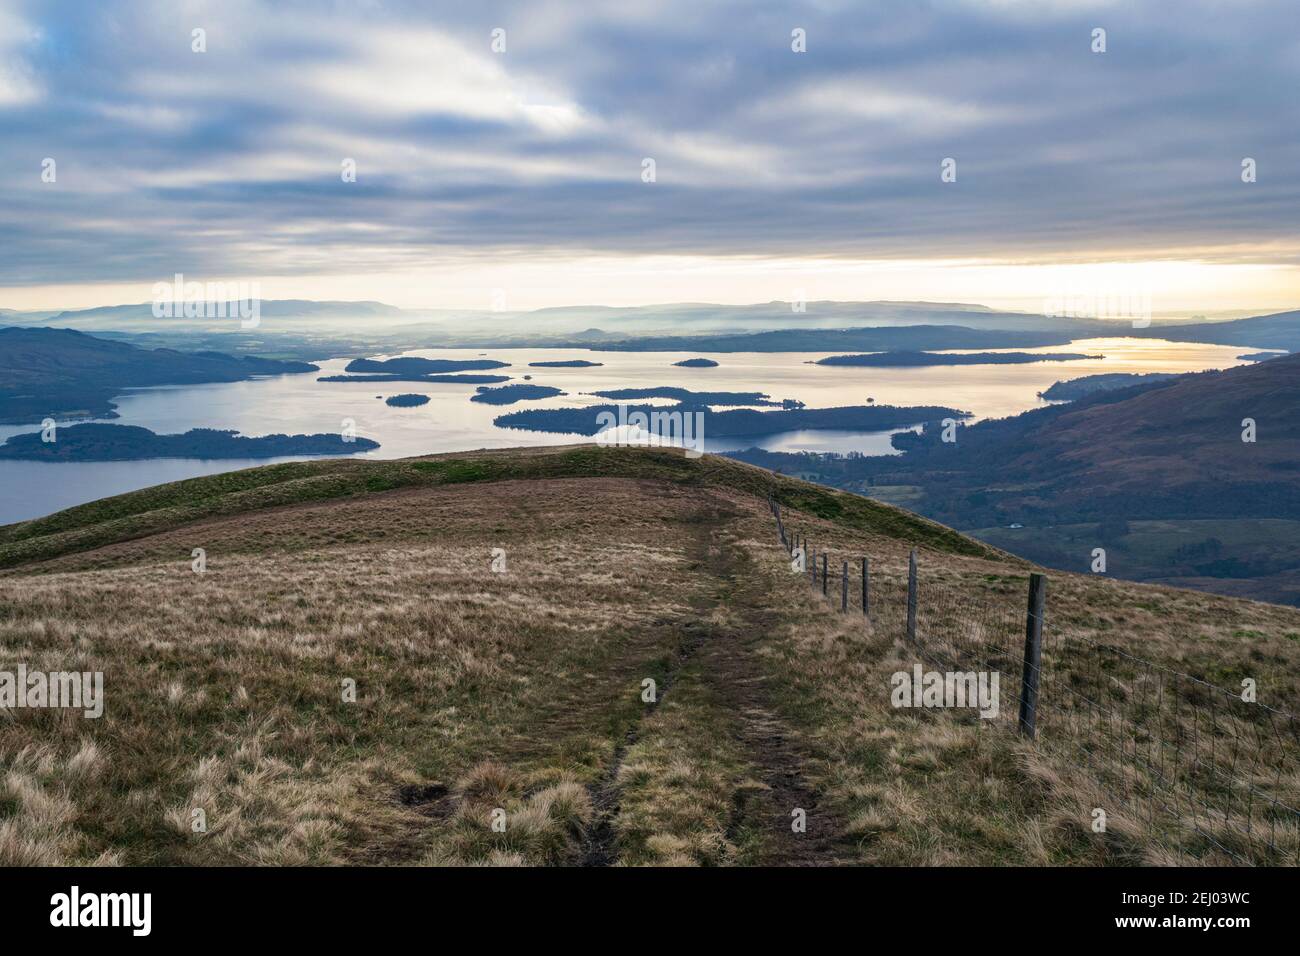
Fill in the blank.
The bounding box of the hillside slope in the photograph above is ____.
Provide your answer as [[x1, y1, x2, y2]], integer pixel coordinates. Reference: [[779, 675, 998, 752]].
[[0, 326, 317, 424], [730, 353, 1300, 603], [1144, 309, 1300, 351], [0, 446, 1296, 867], [877, 351, 1300, 521]]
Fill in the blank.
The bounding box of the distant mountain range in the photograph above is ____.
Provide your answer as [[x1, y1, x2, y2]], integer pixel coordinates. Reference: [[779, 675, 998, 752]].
[[5, 299, 1298, 358]]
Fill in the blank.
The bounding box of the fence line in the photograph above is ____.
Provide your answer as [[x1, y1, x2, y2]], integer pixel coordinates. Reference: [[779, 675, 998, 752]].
[[766, 492, 1300, 864]]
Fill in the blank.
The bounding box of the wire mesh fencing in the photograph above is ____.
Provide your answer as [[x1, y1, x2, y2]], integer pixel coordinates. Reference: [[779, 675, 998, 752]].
[[768, 494, 1300, 864]]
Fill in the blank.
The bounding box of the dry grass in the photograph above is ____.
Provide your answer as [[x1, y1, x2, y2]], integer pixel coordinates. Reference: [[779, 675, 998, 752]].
[[3, 446, 1298, 866], [0, 477, 713, 864], [748, 497, 1300, 865], [610, 656, 754, 866]]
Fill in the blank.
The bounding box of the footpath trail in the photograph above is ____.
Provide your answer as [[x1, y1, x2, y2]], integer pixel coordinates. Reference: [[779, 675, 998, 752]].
[[582, 492, 852, 866]]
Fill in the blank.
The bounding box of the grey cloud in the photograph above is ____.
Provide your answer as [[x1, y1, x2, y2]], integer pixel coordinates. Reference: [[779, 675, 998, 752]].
[[2, 0, 1299, 286]]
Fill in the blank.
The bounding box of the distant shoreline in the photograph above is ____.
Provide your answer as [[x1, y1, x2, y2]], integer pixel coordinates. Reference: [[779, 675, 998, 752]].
[[816, 350, 1101, 368], [0, 424, 378, 462]]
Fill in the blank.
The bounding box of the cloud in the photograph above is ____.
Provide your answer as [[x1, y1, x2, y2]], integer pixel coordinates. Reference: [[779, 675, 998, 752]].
[[2, 0, 1300, 292], [0, 8, 41, 106]]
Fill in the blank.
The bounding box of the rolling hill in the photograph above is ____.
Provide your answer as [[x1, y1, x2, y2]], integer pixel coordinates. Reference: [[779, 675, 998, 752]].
[[1, 445, 1295, 867], [1135, 309, 1300, 351], [730, 353, 1300, 603], [0, 326, 318, 424]]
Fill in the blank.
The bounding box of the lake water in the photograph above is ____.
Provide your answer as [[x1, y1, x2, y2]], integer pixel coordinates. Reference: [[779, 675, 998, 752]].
[[0, 338, 1248, 525]]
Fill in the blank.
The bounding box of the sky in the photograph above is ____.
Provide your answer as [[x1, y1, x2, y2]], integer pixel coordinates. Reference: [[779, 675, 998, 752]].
[[2, 0, 1299, 316]]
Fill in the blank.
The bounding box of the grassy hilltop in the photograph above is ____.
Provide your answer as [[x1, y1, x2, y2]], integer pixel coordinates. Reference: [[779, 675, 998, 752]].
[[0, 445, 1297, 866]]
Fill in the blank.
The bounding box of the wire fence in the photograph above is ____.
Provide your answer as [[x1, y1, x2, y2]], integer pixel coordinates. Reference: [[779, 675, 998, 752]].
[[769, 494, 1300, 865]]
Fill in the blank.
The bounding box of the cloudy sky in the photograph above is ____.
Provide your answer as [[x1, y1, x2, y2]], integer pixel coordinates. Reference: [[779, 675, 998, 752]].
[[2, 0, 1299, 314]]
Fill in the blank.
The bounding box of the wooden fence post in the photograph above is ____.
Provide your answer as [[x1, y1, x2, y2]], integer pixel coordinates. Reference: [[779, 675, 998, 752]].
[[841, 561, 848, 611], [1018, 573, 1047, 738], [906, 549, 918, 643], [861, 557, 869, 617], [821, 553, 828, 595]]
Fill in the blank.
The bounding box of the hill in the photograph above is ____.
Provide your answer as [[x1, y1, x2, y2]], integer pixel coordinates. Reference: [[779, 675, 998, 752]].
[[1137, 309, 1300, 351], [42, 299, 407, 327], [727, 353, 1300, 603], [0, 445, 1295, 867], [0, 327, 318, 424]]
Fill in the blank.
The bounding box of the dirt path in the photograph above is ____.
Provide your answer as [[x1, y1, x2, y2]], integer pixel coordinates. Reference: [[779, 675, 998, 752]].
[[582, 494, 852, 866]]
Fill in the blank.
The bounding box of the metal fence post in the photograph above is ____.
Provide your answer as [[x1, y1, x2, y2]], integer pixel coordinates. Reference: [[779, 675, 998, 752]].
[[841, 561, 848, 611], [861, 557, 869, 617], [1019, 573, 1047, 738], [821, 553, 828, 595], [906, 549, 917, 643]]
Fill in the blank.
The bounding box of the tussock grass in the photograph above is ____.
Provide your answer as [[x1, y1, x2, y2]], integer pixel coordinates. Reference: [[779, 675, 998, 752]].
[[744, 498, 1300, 865], [2, 445, 1296, 866], [1, 474, 713, 864], [611, 659, 753, 866], [420, 762, 593, 866]]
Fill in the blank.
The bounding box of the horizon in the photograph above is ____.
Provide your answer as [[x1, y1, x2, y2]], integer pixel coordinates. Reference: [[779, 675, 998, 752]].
[[5, 292, 1296, 324]]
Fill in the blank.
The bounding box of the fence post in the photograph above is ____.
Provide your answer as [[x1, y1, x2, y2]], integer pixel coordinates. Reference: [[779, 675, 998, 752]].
[[809, 548, 815, 587], [821, 553, 828, 595], [861, 557, 869, 617], [906, 549, 917, 643], [1018, 573, 1047, 738], [841, 561, 848, 611]]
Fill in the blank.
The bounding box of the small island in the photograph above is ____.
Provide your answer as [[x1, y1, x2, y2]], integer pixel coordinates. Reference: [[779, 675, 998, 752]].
[[587, 387, 794, 407], [0, 424, 379, 461], [384, 393, 430, 407], [673, 358, 720, 368], [321, 355, 513, 386], [345, 357, 509, 374], [816, 351, 1101, 368], [1238, 351, 1287, 362], [494, 403, 966, 439], [319, 373, 510, 384], [528, 360, 604, 368], [470, 384, 566, 405]]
